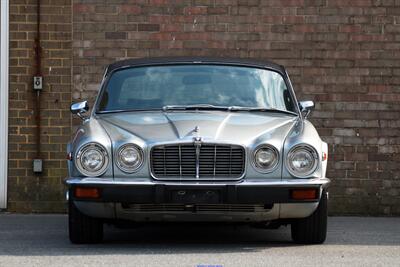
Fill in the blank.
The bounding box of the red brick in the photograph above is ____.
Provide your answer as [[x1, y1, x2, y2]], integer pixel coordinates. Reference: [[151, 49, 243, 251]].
[[73, 4, 93, 13], [184, 6, 207, 15], [120, 5, 141, 14]]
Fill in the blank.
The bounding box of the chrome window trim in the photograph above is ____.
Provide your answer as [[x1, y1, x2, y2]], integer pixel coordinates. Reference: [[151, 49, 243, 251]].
[[94, 62, 299, 116]]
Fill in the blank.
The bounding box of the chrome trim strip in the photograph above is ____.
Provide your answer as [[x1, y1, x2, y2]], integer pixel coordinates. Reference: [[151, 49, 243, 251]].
[[95, 62, 299, 116], [194, 137, 202, 179], [178, 145, 182, 178], [66, 177, 331, 187], [213, 145, 217, 177]]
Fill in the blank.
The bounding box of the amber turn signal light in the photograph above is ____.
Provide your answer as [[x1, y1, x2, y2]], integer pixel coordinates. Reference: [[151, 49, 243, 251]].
[[74, 187, 100, 199], [291, 189, 318, 200]]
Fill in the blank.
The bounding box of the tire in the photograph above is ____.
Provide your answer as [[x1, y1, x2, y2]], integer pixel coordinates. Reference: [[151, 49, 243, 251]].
[[68, 200, 103, 244], [291, 190, 328, 244]]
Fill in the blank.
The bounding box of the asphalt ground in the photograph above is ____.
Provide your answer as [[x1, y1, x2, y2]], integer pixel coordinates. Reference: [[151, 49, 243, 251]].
[[0, 215, 399, 267]]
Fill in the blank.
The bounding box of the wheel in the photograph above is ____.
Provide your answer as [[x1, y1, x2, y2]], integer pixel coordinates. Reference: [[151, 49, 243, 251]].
[[291, 190, 328, 244], [68, 200, 103, 244]]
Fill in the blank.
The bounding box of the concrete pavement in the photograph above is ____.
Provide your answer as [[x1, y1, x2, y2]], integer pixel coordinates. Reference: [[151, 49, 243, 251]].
[[0, 215, 399, 266]]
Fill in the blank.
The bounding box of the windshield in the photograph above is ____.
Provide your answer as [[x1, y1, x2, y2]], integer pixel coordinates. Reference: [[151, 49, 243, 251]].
[[97, 65, 296, 113]]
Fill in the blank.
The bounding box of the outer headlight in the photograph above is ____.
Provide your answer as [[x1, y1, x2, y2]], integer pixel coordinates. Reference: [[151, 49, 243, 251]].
[[286, 145, 318, 178], [116, 144, 143, 173], [253, 145, 279, 173], [75, 143, 109, 177]]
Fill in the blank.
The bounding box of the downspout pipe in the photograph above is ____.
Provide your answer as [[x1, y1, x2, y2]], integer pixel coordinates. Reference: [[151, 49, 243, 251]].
[[34, 0, 42, 161]]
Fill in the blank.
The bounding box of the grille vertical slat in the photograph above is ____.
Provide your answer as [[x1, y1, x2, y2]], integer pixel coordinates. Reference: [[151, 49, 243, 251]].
[[151, 143, 245, 180], [163, 148, 166, 176], [229, 146, 232, 176], [178, 145, 182, 177], [213, 145, 217, 177]]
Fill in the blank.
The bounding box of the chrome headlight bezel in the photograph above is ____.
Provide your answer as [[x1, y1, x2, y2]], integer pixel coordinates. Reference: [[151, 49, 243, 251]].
[[252, 145, 280, 173], [286, 144, 319, 178], [75, 142, 109, 177], [116, 144, 144, 173]]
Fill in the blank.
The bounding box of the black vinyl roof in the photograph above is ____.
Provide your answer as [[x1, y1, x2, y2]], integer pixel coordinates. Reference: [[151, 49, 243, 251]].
[[105, 57, 286, 76]]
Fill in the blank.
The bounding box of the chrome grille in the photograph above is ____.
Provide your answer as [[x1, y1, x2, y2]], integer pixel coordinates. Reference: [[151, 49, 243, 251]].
[[151, 144, 245, 180]]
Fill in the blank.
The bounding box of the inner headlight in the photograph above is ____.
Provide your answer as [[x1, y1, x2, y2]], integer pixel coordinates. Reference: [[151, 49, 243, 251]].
[[253, 145, 279, 172], [75, 143, 109, 177], [116, 144, 143, 173], [286, 145, 318, 178]]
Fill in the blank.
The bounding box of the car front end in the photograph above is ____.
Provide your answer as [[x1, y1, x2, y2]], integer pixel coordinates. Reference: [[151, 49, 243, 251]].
[[66, 57, 330, 244]]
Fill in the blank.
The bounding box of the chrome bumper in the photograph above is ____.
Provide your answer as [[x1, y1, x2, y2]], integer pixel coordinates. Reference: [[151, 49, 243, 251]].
[[66, 177, 330, 222], [65, 177, 330, 188]]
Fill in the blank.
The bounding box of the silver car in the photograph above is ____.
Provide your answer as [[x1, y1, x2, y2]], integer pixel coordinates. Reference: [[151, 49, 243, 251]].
[[66, 57, 330, 244]]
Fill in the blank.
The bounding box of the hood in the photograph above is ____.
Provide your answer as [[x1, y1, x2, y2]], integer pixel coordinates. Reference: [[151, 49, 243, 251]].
[[96, 111, 298, 146]]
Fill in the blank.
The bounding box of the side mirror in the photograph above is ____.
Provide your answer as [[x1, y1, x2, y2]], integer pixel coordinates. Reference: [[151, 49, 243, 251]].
[[71, 101, 89, 120], [299, 100, 314, 119]]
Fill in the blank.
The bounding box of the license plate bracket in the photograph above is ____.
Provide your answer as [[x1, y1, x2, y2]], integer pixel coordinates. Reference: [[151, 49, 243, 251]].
[[170, 189, 221, 204]]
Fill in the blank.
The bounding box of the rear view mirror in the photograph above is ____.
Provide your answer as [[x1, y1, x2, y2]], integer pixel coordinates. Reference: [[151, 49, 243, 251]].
[[299, 100, 315, 119], [71, 101, 89, 120]]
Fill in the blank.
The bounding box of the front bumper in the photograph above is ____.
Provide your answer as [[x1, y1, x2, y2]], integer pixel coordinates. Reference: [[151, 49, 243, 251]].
[[66, 178, 330, 203], [65, 177, 330, 222]]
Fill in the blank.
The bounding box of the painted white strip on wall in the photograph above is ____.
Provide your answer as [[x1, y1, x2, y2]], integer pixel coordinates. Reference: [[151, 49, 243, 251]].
[[0, 0, 9, 209]]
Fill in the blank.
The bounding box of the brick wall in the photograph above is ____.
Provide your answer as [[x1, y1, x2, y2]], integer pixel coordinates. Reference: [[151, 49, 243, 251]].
[[8, 0, 71, 212], [9, 0, 400, 215]]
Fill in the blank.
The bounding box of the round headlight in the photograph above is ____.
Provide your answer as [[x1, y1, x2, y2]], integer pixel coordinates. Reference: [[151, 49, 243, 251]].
[[116, 144, 143, 173], [75, 143, 109, 177], [253, 145, 279, 172], [286, 145, 318, 178]]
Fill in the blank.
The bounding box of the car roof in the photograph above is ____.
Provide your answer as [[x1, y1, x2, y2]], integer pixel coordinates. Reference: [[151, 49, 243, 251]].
[[105, 57, 286, 76]]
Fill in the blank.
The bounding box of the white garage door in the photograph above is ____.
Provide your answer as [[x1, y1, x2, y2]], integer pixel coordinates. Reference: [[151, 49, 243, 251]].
[[0, 0, 9, 209]]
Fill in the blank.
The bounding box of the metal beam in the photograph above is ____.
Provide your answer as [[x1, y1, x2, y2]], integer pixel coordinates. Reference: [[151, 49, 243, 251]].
[[0, 0, 9, 209]]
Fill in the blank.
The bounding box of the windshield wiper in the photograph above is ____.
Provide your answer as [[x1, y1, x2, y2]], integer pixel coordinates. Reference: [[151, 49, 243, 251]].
[[99, 105, 297, 116], [162, 105, 297, 115], [97, 108, 160, 114], [162, 104, 230, 111], [228, 106, 298, 116]]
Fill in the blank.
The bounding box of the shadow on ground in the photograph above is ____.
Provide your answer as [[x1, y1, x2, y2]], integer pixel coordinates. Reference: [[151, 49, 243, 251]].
[[0, 214, 399, 256]]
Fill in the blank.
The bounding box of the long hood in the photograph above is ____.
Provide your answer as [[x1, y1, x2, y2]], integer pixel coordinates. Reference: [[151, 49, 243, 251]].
[[96, 111, 298, 146]]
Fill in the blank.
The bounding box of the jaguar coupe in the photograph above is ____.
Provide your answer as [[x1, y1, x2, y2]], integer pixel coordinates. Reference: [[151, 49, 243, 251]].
[[66, 57, 330, 244]]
